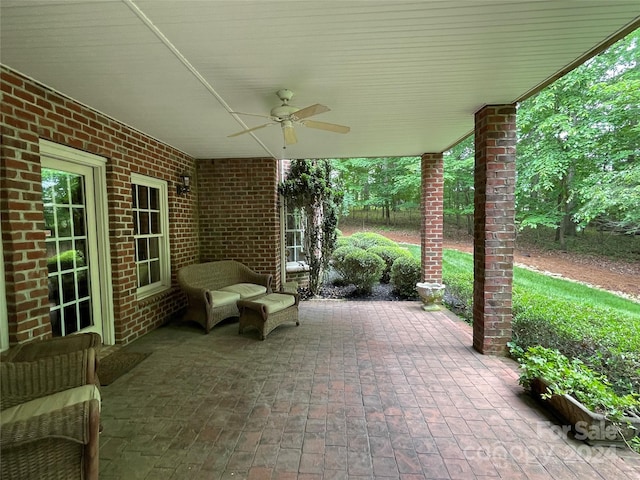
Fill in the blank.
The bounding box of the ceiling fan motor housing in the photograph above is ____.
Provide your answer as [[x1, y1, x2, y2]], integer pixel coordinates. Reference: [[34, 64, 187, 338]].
[[270, 104, 299, 120]]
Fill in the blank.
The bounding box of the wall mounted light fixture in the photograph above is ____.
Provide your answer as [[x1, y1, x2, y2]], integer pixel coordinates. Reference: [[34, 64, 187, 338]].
[[177, 173, 191, 195]]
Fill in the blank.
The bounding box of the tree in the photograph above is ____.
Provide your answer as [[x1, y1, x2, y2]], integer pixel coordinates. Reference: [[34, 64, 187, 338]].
[[516, 29, 640, 243], [443, 136, 474, 233], [279, 159, 342, 295], [333, 157, 421, 224]]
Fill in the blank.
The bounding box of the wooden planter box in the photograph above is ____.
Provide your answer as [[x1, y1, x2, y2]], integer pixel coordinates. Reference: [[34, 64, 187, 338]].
[[531, 378, 640, 447]]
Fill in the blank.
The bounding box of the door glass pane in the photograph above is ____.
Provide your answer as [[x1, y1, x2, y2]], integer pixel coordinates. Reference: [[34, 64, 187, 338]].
[[56, 207, 71, 237], [42, 168, 94, 336]]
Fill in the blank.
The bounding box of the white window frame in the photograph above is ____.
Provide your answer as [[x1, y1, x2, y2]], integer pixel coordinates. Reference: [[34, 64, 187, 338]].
[[283, 204, 310, 274], [131, 173, 171, 300]]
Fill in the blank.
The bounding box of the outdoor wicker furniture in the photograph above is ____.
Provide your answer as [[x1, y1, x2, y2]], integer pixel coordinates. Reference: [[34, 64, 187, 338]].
[[3, 331, 102, 362], [177, 260, 272, 333], [238, 291, 300, 340], [0, 348, 101, 480]]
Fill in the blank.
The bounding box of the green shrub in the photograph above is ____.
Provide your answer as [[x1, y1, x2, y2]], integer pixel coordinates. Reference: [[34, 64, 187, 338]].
[[370, 246, 412, 283], [349, 232, 397, 249], [441, 252, 474, 320], [390, 256, 421, 299], [331, 244, 361, 277], [338, 249, 385, 294], [334, 236, 354, 250]]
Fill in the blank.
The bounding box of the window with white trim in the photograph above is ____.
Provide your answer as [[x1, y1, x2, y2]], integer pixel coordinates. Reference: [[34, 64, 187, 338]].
[[131, 174, 170, 298], [285, 207, 309, 272]]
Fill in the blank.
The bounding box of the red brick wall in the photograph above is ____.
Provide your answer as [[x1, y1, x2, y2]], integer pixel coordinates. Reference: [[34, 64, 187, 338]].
[[473, 104, 517, 355], [421, 153, 444, 283], [197, 158, 281, 289], [1, 66, 198, 345]]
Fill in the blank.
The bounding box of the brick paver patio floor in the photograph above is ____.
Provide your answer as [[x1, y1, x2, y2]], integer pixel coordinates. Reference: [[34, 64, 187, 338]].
[[99, 300, 640, 479]]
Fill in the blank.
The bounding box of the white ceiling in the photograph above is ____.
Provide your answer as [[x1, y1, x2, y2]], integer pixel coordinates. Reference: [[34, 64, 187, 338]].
[[1, 1, 638, 160]]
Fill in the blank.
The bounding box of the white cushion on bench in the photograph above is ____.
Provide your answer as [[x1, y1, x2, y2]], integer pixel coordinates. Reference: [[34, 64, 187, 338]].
[[250, 293, 296, 314], [209, 290, 241, 306], [220, 283, 267, 299], [1, 385, 101, 425]]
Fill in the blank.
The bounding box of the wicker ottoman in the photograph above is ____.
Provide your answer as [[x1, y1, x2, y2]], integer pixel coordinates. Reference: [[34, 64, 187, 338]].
[[238, 292, 300, 340]]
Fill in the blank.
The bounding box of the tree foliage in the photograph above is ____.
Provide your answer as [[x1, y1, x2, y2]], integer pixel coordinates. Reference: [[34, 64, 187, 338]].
[[333, 157, 421, 223], [443, 136, 474, 233], [279, 159, 342, 295], [517, 29, 640, 238]]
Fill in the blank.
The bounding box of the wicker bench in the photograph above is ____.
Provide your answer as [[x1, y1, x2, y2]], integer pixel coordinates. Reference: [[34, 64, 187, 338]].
[[238, 292, 300, 340], [177, 260, 272, 333]]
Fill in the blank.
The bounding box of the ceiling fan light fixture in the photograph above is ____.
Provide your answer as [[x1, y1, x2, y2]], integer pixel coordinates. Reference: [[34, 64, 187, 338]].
[[228, 88, 350, 143]]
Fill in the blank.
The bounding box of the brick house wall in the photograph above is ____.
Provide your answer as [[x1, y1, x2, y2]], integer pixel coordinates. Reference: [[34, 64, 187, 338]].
[[1, 66, 201, 345], [197, 158, 282, 290]]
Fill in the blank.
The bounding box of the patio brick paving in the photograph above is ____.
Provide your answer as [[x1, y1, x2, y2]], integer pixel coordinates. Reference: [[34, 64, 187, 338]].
[[98, 300, 640, 479]]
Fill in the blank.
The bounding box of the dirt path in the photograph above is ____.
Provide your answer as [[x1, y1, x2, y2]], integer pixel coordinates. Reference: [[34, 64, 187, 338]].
[[339, 226, 640, 302]]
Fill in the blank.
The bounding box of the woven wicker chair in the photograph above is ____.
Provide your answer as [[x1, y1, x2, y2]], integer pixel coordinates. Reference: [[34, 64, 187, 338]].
[[3, 332, 102, 362], [0, 348, 101, 480], [178, 260, 272, 333]]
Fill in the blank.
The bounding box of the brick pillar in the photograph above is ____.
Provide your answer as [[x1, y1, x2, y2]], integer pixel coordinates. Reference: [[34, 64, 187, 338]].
[[421, 153, 444, 283], [473, 105, 517, 355]]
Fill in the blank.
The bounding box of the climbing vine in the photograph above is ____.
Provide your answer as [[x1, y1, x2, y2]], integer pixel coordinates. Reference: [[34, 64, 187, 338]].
[[279, 159, 342, 295]]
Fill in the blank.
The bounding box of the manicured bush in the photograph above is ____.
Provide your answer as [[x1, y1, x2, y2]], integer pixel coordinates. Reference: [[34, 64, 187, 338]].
[[370, 245, 412, 283], [390, 256, 421, 299], [338, 249, 385, 294], [334, 236, 354, 249], [442, 251, 474, 320], [441, 270, 473, 320], [349, 232, 397, 249]]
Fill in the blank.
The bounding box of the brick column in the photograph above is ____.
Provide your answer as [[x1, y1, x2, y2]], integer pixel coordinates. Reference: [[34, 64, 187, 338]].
[[421, 153, 444, 283], [473, 105, 517, 355]]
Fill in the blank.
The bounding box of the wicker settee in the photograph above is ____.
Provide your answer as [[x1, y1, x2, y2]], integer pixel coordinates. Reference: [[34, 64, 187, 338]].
[[177, 260, 272, 333], [0, 348, 101, 480]]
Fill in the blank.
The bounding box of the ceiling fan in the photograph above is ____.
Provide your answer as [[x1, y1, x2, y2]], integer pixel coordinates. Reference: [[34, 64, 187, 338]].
[[228, 89, 350, 146]]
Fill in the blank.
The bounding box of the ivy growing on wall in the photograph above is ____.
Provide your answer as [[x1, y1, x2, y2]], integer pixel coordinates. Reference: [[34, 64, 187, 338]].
[[279, 159, 342, 295]]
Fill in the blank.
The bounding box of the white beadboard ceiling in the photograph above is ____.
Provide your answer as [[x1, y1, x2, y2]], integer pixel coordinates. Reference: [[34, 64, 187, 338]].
[[1, 1, 638, 160]]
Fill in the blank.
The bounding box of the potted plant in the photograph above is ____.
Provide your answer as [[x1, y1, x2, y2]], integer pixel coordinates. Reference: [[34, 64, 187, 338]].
[[517, 346, 640, 451]]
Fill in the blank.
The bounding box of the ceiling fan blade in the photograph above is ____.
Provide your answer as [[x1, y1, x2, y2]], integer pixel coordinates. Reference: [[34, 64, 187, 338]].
[[230, 111, 274, 120], [292, 103, 330, 120], [227, 123, 272, 138], [283, 124, 297, 145], [302, 120, 350, 134]]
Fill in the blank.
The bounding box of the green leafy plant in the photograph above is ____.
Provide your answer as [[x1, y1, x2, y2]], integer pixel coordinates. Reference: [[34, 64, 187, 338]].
[[336, 249, 385, 294], [389, 256, 421, 299], [518, 346, 639, 417], [369, 245, 412, 283], [517, 345, 639, 452], [348, 232, 398, 249], [331, 245, 362, 281]]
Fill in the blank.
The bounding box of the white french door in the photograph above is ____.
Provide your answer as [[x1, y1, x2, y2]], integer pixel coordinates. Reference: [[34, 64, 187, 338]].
[[40, 141, 114, 342]]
